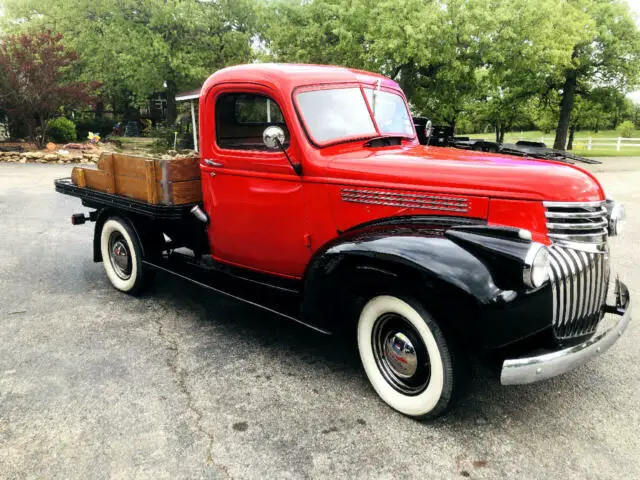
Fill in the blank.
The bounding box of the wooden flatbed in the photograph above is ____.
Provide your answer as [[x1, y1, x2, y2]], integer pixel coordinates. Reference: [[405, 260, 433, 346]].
[[54, 177, 197, 220], [69, 152, 202, 205]]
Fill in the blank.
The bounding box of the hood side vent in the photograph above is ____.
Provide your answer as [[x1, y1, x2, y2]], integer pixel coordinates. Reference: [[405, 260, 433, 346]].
[[340, 188, 469, 213]]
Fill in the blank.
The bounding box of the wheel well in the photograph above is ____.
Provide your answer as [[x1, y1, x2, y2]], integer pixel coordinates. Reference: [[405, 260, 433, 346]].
[[93, 210, 156, 263], [307, 257, 478, 344]]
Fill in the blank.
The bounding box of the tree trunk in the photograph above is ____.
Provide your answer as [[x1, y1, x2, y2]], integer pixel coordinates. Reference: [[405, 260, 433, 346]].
[[166, 79, 178, 125], [495, 123, 505, 143], [95, 98, 104, 119], [553, 70, 577, 150], [447, 116, 457, 133], [35, 114, 45, 149], [567, 124, 575, 150]]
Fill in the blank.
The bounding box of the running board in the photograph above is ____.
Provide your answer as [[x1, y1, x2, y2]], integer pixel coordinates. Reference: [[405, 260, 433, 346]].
[[143, 258, 331, 335]]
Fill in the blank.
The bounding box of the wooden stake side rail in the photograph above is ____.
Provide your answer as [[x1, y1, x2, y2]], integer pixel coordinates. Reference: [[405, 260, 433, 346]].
[[54, 178, 196, 220], [71, 152, 201, 205]]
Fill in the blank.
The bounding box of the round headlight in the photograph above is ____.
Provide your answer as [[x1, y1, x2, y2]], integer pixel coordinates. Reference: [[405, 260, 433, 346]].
[[523, 243, 549, 289]]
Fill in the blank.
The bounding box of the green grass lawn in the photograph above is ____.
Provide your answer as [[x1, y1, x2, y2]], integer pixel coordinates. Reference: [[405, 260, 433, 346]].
[[461, 130, 640, 157]]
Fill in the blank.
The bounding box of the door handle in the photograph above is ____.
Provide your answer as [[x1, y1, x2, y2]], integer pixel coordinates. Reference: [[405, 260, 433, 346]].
[[204, 159, 223, 167]]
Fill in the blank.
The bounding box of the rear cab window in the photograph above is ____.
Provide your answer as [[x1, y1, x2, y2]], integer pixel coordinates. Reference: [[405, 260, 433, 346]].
[[216, 93, 289, 150]]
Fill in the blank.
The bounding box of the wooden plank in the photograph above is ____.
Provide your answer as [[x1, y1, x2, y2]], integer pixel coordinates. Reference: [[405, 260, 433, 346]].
[[82, 169, 115, 193], [75, 168, 86, 187], [113, 153, 147, 178], [99, 153, 116, 193], [155, 156, 200, 182], [114, 175, 148, 202], [169, 179, 202, 204], [144, 160, 158, 204]]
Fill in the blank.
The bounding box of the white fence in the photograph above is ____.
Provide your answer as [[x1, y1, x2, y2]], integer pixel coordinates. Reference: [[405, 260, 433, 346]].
[[476, 135, 640, 151], [532, 136, 640, 151], [581, 137, 640, 151]]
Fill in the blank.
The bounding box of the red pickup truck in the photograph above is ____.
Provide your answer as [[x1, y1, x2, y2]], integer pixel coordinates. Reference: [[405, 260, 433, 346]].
[[56, 64, 630, 419]]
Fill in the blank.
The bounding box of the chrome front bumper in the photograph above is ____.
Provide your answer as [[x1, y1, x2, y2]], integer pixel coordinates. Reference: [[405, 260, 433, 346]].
[[501, 278, 631, 385]]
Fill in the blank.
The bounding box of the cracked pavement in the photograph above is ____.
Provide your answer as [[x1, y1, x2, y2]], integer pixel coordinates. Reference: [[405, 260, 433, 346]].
[[0, 161, 639, 479]]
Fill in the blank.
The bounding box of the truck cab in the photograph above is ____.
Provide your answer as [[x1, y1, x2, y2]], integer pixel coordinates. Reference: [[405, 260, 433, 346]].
[[56, 64, 631, 420]]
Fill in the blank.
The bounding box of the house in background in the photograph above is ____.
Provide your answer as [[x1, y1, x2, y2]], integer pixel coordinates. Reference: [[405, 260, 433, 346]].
[[176, 88, 201, 152], [139, 92, 168, 121]]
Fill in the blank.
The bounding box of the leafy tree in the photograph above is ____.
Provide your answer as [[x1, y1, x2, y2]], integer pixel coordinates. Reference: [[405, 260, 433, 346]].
[[616, 120, 636, 138], [0, 31, 94, 147], [551, 0, 640, 149], [2, 0, 258, 124], [262, 0, 587, 136]]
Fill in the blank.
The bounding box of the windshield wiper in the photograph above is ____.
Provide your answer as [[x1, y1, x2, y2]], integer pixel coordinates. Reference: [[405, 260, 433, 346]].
[[364, 135, 406, 147]]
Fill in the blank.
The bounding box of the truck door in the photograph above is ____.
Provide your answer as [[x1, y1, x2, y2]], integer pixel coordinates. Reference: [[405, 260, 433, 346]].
[[200, 86, 310, 278]]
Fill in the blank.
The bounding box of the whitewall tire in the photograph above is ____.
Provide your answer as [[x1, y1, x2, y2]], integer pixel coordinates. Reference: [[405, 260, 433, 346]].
[[100, 217, 148, 294], [357, 295, 458, 419]]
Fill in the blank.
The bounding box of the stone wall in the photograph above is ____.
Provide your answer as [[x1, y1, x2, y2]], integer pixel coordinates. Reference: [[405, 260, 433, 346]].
[[0, 150, 100, 164]]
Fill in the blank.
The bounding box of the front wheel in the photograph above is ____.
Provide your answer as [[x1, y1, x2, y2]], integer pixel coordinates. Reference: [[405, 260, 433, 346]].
[[357, 295, 463, 419]]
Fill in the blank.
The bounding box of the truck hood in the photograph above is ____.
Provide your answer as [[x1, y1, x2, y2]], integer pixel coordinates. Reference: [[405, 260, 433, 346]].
[[326, 145, 604, 202]]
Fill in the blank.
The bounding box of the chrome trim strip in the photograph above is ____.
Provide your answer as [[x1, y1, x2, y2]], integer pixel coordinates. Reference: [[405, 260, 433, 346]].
[[583, 252, 594, 317], [548, 253, 562, 328], [543, 200, 607, 208], [545, 208, 607, 219], [548, 231, 608, 239], [594, 254, 603, 319], [547, 239, 608, 254], [569, 249, 587, 319], [562, 247, 578, 325], [546, 220, 609, 230], [501, 279, 631, 385]]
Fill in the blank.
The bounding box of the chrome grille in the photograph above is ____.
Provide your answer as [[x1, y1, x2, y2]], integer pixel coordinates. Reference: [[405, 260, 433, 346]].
[[544, 201, 608, 250], [548, 246, 610, 339]]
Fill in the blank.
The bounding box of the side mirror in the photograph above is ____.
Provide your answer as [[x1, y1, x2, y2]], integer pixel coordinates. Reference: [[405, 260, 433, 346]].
[[263, 126, 286, 150], [262, 125, 302, 176], [425, 120, 433, 138]]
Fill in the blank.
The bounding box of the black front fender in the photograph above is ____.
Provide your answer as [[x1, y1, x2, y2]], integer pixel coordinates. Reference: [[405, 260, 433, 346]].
[[302, 224, 552, 350]]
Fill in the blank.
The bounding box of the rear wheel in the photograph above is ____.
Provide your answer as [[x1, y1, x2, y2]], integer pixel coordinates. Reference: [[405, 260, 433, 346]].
[[100, 217, 151, 294], [357, 294, 462, 419]]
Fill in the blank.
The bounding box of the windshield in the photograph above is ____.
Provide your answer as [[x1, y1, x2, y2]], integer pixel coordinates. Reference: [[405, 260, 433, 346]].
[[364, 88, 414, 136], [295, 86, 414, 145], [296, 88, 377, 144]]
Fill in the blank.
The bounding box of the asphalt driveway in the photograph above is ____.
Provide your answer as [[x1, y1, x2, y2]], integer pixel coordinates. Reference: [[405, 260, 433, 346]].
[[0, 160, 638, 479]]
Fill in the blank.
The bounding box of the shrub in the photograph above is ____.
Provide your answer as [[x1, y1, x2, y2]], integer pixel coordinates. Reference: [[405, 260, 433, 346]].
[[151, 123, 179, 148], [47, 117, 77, 143], [616, 120, 636, 138]]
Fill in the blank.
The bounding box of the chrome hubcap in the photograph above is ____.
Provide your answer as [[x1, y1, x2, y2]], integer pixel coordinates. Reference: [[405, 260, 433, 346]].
[[383, 332, 418, 378], [108, 232, 132, 280], [372, 313, 430, 396]]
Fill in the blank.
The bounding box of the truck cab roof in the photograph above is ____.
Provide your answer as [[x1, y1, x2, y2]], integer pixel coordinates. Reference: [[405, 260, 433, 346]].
[[200, 63, 401, 97]]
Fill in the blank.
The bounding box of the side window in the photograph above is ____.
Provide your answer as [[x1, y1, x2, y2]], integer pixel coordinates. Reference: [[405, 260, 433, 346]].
[[216, 93, 289, 150]]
